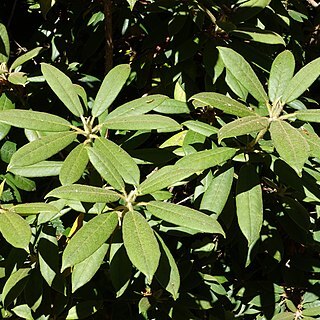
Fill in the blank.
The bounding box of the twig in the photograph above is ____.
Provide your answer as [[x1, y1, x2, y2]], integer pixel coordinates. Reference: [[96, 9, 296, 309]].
[[103, 0, 113, 74]]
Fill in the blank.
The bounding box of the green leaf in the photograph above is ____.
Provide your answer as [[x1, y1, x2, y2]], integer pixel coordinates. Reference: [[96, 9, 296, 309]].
[[218, 47, 268, 103], [281, 57, 320, 104], [10, 47, 43, 71], [92, 64, 130, 117], [268, 50, 295, 103], [231, 28, 285, 45], [66, 300, 102, 320], [7, 72, 27, 86], [127, 0, 137, 10], [11, 304, 33, 320], [0, 23, 10, 63], [191, 92, 255, 117], [296, 110, 320, 123], [155, 233, 180, 300], [62, 212, 118, 270], [218, 116, 269, 143], [147, 201, 225, 236], [8, 131, 77, 169], [0, 211, 32, 249], [225, 69, 248, 100], [302, 306, 320, 316], [102, 114, 181, 132], [41, 63, 84, 116], [46, 184, 121, 203], [271, 313, 296, 320], [9, 161, 63, 177], [0, 92, 15, 140], [59, 143, 89, 185], [123, 210, 160, 283], [9, 203, 58, 216], [90, 137, 140, 186], [72, 243, 109, 293], [0, 109, 71, 131], [200, 165, 234, 215], [183, 120, 218, 137], [104, 95, 168, 121], [300, 128, 320, 158], [232, 0, 271, 23], [153, 99, 190, 114], [236, 164, 263, 247], [175, 147, 237, 172], [270, 120, 309, 175]]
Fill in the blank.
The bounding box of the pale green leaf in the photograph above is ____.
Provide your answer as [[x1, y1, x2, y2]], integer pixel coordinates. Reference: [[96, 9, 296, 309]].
[[0, 212, 31, 249], [0, 23, 10, 63], [281, 57, 320, 104], [8, 131, 77, 169], [66, 300, 102, 320], [236, 164, 263, 246], [0, 92, 15, 140], [153, 98, 190, 114], [0, 109, 71, 131], [92, 64, 130, 117], [59, 143, 89, 185], [127, 0, 137, 10], [183, 120, 218, 137], [218, 116, 269, 142], [268, 50, 295, 103], [147, 201, 225, 236], [200, 165, 234, 215], [9, 161, 63, 177], [191, 92, 255, 117], [271, 313, 296, 320], [9, 203, 59, 216], [103, 114, 181, 132], [270, 120, 309, 174], [231, 28, 285, 45], [62, 212, 118, 270], [123, 210, 160, 283], [11, 304, 33, 320], [0, 179, 5, 198], [7, 72, 27, 86], [218, 47, 268, 103], [296, 109, 320, 123], [46, 184, 121, 203], [10, 47, 43, 71], [41, 63, 84, 116], [72, 243, 109, 293]]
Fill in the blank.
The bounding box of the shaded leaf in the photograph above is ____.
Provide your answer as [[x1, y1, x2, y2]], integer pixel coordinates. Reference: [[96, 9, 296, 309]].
[[183, 120, 218, 137], [66, 300, 102, 320], [0, 93, 15, 140], [0, 23, 10, 63]]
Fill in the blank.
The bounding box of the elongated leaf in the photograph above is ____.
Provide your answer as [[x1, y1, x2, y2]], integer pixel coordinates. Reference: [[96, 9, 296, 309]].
[[281, 57, 320, 104], [41, 63, 83, 116], [231, 28, 285, 45], [225, 69, 248, 100], [9, 203, 58, 215], [0, 109, 71, 131], [191, 92, 254, 117], [232, 0, 271, 22], [155, 233, 180, 300], [59, 144, 89, 185], [0, 23, 10, 63], [218, 116, 269, 143], [103, 114, 181, 132], [183, 120, 218, 137], [11, 304, 33, 320], [200, 165, 234, 215], [0, 92, 15, 140], [0, 211, 31, 249], [9, 161, 63, 177], [268, 50, 295, 103], [10, 47, 43, 71], [296, 110, 320, 123], [147, 201, 225, 236], [218, 47, 268, 103], [8, 72, 27, 86], [62, 212, 118, 270], [66, 300, 102, 320], [72, 243, 109, 293], [46, 184, 121, 203], [236, 164, 263, 246], [123, 210, 160, 283], [153, 98, 190, 114], [92, 64, 130, 117], [90, 137, 140, 185], [176, 147, 236, 172], [104, 95, 168, 121], [300, 128, 320, 159], [271, 313, 295, 320], [270, 120, 309, 174], [127, 0, 137, 10], [8, 131, 77, 169]]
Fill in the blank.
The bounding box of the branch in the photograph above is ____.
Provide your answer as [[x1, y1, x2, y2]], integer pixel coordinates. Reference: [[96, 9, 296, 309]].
[[103, 0, 113, 74], [306, 0, 320, 7]]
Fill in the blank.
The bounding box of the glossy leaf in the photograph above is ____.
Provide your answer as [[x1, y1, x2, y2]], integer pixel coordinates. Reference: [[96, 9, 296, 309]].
[[9, 203, 58, 215], [10, 47, 43, 71], [231, 28, 285, 45], [270, 120, 309, 174], [0, 109, 71, 131], [296, 110, 320, 123], [0, 23, 10, 63], [59, 143, 89, 185], [300, 128, 320, 159], [41, 63, 84, 116], [122, 210, 160, 283], [0, 92, 15, 141], [218, 116, 269, 143], [8, 131, 77, 169], [218, 47, 268, 103], [281, 57, 320, 104], [127, 0, 137, 10], [232, 0, 271, 22], [62, 212, 118, 270], [9, 161, 63, 177], [0, 211, 32, 249], [191, 92, 255, 117], [268, 50, 295, 103], [147, 201, 225, 236], [236, 164, 263, 246], [46, 184, 121, 203], [92, 64, 130, 117]]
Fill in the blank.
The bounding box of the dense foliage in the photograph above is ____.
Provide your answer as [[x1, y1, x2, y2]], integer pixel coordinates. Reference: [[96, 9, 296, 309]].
[[1, 0, 320, 319]]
